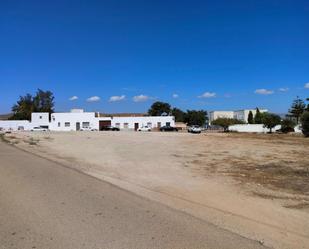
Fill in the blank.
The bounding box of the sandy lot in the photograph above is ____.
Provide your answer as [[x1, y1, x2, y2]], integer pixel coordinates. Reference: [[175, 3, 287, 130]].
[[3, 131, 309, 249]]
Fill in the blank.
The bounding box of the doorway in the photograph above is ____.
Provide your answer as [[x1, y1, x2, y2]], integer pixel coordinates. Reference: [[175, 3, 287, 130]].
[[134, 123, 139, 131], [76, 122, 80, 131], [99, 120, 111, 131]]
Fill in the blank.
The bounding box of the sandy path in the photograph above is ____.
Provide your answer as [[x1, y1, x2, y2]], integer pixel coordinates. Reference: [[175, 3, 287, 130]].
[[5, 131, 309, 249]]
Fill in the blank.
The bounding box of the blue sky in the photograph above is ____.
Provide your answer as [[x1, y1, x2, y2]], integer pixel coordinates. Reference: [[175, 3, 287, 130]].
[[1, 0, 308, 114]]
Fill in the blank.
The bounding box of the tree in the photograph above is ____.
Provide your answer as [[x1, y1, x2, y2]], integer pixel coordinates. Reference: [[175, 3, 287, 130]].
[[248, 111, 254, 124], [211, 118, 244, 132], [289, 96, 306, 123], [148, 101, 171, 116], [301, 112, 309, 137], [184, 110, 208, 126], [280, 119, 296, 133], [10, 94, 34, 120], [171, 108, 185, 122], [254, 108, 263, 124], [33, 89, 55, 113], [306, 98, 309, 111], [9, 89, 55, 121], [262, 113, 281, 133]]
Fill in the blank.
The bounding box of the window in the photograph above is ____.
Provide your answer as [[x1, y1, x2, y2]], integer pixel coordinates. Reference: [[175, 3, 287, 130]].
[[124, 123, 129, 129], [39, 116, 42, 119], [147, 122, 152, 128], [52, 116, 55, 121], [65, 122, 70, 127], [58, 122, 61, 127], [166, 122, 171, 127], [157, 122, 161, 128], [115, 123, 120, 128], [82, 122, 90, 128]]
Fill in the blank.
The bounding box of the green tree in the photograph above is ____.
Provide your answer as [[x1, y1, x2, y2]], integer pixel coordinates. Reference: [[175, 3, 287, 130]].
[[262, 113, 281, 133], [248, 111, 254, 124], [211, 118, 244, 132], [289, 96, 306, 123], [301, 112, 309, 137], [280, 119, 296, 133], [148, 101, 171, 116], [254, 108, 263, 124], [306, 98, 309, 111], [33, 89, 55, 113], [171, 108, 185, 122], [184, 110, 208, 126], [10, 94, 34, 120], [9, 89, 55, 121]]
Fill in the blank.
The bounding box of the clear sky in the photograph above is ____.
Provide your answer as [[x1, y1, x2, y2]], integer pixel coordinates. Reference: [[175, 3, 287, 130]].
[[1, 0, 308, 114]]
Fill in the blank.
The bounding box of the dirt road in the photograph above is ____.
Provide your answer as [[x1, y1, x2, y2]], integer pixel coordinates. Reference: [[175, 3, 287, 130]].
[[0, 141, 267, 249]]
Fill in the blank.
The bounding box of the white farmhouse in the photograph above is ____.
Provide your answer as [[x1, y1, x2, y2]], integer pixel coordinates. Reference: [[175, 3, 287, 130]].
[[0, 109, 175, 131]]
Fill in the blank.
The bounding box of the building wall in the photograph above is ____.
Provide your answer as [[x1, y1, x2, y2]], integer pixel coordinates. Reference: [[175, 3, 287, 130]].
[[0, 111, 176, 131], [31, 113, 50, 127], [110, 116, 175, 130], [209, 111, 234, 124], [50, 112, 98, 131], [0, 120, 31, 131], [229, 124, 281, 133], [210, 109, 268, 124]]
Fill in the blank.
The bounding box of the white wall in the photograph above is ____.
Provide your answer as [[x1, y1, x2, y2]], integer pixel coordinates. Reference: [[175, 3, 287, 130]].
[[31, 113, 50, 127], [294, 125, 302, 133], [50, 112, 98, 131], [111, 116, 175, 130], [229, 124, 281, 133], [0, 120, 31, 131]]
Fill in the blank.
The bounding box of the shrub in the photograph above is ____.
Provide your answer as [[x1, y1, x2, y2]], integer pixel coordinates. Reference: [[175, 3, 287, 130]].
[[301, 112, 309, 137], [262, 113, 281, 133], [280, 119, 296, 133]]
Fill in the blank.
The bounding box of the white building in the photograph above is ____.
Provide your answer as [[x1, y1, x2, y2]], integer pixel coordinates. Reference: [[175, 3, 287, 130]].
[[209, 109, 268, 124], [209, 111, 234, 123], [233, 109, 268, 123], [0, 109, 175, 131]]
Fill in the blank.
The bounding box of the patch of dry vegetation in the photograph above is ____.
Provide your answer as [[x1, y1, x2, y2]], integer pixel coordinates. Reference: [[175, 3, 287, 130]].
[[186, 133, 309, 205]]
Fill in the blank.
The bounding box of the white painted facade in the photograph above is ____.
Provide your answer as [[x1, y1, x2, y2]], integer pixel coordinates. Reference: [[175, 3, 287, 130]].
[[228, 124, 281, 133], [110, 116, 175, 130], [31, 113, 50, 127], [210, 109, 268, 124], [0, 110, 175, 131], [209, 111, 234, 124], [50, 112, 99, 131], [0, 120, 31, 131]]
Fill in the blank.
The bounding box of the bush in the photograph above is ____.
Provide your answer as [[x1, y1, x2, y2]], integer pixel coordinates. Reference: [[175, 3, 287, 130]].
[[211, 118, 245, 132], [262, 113, 281, 133], [280, 119, 296, 133], [301, 112, 309, 137]]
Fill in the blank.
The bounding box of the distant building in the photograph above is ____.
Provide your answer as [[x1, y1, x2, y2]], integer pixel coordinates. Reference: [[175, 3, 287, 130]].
[[209, 109, 268, 124]]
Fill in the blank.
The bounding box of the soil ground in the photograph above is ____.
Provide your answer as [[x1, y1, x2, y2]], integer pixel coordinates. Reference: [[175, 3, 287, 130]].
[[3, 131, 309, 249]]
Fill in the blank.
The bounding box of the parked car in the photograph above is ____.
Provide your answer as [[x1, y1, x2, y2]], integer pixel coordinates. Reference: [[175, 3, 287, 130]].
[[80, 127, 97, 131], [160, 126, 178, 132], [188, 125, 202, 134], [31, 127, 48, 132], [100, 126, 120, 131], [137, 126, 151, 132]]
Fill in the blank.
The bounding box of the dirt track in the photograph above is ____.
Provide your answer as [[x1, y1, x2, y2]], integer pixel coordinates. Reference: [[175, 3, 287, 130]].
[[3, 131, 309, 249]]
